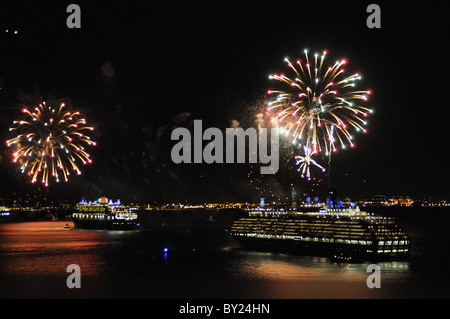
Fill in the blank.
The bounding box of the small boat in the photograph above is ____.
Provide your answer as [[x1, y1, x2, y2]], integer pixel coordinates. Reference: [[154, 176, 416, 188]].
[[64, 224, 71, 229]]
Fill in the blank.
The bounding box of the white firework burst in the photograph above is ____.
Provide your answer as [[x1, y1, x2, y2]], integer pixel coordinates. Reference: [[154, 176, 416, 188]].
[[295, 146, 325, 180]]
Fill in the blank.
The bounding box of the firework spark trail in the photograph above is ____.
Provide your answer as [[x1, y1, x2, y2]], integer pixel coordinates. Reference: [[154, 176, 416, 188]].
[[295, 146, 326, 180], [6, 100, 96, 186]]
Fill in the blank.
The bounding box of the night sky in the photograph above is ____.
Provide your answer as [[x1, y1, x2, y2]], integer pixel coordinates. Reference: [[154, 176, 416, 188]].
[[0, 1, 449, 203]]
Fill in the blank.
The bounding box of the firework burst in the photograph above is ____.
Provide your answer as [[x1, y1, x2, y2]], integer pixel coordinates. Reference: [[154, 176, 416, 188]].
[[268, 49, 373, 155], [6, 100, 96, 186], [295, 146, 326, 180]]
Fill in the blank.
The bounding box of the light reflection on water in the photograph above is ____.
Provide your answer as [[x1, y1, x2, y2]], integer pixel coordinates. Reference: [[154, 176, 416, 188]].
[[0, 221, 412, 280], [226, 249, 411, 282], [0, 220, 430, 298], [0, 221, 136, 276]]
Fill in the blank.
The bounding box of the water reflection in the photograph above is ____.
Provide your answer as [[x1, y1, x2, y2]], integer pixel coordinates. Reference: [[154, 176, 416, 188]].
[[0, 221, 418, 298], [227, 250, 411, 282], [0, 221, 136, 276]]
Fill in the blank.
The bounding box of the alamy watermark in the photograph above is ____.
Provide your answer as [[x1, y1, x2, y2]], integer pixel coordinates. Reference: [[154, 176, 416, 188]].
[[66, 4, 81, 29], [66, 264, 81, 288], [171, 120, 280, 174], [366, 4, 381, 29], [366, 264, 381, 288]]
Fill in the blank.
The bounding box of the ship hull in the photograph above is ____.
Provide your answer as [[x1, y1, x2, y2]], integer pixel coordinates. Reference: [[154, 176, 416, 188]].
[[232, 235, 409, 262], [72, 217, 139, 230]]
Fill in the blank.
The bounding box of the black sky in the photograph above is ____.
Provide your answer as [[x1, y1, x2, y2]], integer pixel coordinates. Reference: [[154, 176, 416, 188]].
[[0, 1, 449, 203]]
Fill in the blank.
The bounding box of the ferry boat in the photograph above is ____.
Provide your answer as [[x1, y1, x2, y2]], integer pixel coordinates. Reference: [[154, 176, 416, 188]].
[[72, 196, 140, 230], [229, 206, 410, 262]]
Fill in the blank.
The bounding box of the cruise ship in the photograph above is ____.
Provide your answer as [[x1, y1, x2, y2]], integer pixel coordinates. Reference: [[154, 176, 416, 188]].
[[229, 206, 410, 262], [72, 196, 140, 230]]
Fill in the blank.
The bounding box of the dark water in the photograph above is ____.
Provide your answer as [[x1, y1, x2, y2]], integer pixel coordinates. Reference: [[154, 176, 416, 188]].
[[0, 207, 449, 299]]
